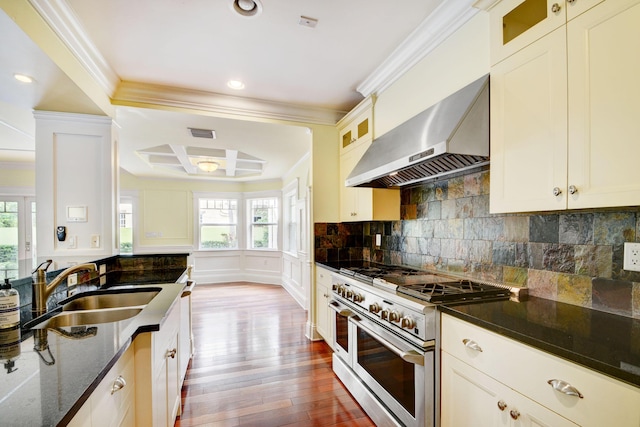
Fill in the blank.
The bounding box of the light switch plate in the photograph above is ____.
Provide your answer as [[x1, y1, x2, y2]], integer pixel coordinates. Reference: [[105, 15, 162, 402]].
[[623, 242, 640, 271]]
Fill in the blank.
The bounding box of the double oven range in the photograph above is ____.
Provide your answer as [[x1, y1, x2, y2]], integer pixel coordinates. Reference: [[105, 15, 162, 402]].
[[328, 262, 515, 427]]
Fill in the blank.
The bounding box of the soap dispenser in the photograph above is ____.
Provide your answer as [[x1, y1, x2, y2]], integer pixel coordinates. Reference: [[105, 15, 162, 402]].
[[0, 278, 20, 329]]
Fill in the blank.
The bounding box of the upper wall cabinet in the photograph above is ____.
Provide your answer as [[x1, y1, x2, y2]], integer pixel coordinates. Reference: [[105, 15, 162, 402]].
[[488, 0, 603, 66], [337, 97, 400, 222], [488, 0, 640, 213]]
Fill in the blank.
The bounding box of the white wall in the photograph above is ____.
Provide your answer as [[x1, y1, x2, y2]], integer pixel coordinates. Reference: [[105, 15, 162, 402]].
[[34, 111, 118, 268]]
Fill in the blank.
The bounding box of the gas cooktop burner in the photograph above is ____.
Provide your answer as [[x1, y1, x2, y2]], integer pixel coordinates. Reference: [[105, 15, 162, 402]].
[[397, 280, 510, 303], [339, 265, 428, 283]]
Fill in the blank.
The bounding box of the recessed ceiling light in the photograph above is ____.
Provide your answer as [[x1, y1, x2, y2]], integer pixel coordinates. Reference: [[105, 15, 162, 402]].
[[14, 73, 34, 83], [232, 0, 262, 17], [227, 80, 245, 90]]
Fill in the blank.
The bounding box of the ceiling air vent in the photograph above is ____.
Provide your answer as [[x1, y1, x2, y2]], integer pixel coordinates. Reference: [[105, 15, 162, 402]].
[[188, 128, 217, 139]]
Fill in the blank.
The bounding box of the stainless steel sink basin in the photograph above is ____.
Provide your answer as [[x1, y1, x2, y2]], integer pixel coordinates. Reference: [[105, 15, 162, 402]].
[[31, 307, 143, 329], [61, 289, 160, 311]]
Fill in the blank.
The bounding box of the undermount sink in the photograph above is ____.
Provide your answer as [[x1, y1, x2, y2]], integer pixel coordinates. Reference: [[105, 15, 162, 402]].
[[31, 307, 143, 329], [61, 289, 160, 311], [27, 287, 163, 330]]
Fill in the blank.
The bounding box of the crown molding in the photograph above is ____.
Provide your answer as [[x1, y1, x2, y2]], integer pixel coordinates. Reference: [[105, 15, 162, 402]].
[[357, 0, 480, 98], [29, 0, 120, 96], [112, 81, 346, 126]]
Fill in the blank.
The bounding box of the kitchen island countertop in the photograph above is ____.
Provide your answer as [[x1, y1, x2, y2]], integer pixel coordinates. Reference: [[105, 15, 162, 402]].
[[0, 282, 185, 427]]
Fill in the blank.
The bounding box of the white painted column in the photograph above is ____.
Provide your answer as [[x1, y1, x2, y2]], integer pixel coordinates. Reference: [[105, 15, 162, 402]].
[[34, 111, 119, 268]]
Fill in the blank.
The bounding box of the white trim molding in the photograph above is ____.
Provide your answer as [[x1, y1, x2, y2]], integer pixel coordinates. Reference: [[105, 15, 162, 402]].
[[357, 0, 481, 98]]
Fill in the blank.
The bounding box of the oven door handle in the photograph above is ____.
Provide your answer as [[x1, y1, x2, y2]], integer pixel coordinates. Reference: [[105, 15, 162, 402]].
[[350, 316, 425, 366], [328, 300, 355, 318]]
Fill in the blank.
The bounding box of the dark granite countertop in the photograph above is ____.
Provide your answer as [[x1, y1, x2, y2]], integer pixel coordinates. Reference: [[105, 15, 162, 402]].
[[317, 261, 640, 389], [440, 297, 640, 388], [0, 282, 185, 427]]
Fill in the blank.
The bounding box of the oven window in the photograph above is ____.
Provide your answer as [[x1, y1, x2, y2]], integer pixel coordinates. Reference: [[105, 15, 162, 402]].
[[357, 327, 416, 416], [336, 312, 349, 353]]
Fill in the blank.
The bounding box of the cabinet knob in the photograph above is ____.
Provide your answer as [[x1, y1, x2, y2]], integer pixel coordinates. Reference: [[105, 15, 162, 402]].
[[547, 379, 584, 398], [462, 338, 483, 352], [552, 187, 562, 196], [567, 0, 576, 3], [551, 3, 561, 13], [111, 375, 127, 395], [568, 185, 578, 194], [497, 400, 507, 411], [167, 348, 177, 359], [510, 409, 520, 420]]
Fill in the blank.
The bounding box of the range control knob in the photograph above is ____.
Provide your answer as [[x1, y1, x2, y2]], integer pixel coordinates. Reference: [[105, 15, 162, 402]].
[[353, 293, 364, 303], [401, 317, 416, 329], [346, 290, 353, 299], [389, 311, 401, 323], [381, 310, 389, 320], [369, 303, 381, 314]]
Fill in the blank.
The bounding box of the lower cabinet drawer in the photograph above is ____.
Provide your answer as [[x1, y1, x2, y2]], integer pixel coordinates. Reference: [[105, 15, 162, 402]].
[[90, 344, 135, 427], [441, 313, 640, 427]]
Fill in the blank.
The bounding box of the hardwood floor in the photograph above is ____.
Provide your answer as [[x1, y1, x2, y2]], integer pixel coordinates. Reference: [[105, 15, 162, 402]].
[[175, 282, 375, 427]]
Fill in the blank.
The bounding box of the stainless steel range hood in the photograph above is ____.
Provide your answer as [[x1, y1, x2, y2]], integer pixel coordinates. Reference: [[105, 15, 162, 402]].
[[346, 75, 489, 188]]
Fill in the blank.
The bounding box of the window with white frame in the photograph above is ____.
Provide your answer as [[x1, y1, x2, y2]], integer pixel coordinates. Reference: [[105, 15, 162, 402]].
[[247, 197, 278, 249], [283, 190, 297, 254], [199, 198, 238, 249]]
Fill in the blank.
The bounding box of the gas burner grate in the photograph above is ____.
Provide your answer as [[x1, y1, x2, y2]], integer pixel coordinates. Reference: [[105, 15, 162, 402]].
[[398, 280, 510, 303]]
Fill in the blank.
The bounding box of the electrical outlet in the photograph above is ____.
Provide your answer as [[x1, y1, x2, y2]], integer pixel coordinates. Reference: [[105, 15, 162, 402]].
[[68, 235, 77, 249], [67, 273, 78, 286], [91, 234, 100, 248], [375, 234, 382, 247], [623, 242, 640, 271]]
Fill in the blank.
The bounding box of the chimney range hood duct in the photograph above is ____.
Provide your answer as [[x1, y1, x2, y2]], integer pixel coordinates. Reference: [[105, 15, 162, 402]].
[[346, 75, 489, 188]]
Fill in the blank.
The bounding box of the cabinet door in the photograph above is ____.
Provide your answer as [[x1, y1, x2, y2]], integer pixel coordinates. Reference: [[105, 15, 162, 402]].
[[315, 267, 333, 346], [166, 334, 180, 426], [489, 0, 566, 65], [490, 26, 568, 213], [91, 345, 135, 427], [340, 141, 372, 221], [567, 0, 640, 209], [441, 352, 578, 427]]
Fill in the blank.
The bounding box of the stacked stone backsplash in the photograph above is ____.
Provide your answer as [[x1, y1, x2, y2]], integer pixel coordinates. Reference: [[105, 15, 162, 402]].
[[314, 168, 640, 318]]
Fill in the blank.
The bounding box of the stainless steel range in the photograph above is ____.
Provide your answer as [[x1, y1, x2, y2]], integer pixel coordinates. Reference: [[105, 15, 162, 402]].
[[328, 263, 515, 427]]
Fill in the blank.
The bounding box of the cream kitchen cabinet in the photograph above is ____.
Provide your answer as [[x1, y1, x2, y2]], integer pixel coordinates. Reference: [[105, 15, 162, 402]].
[[489, 0, 640, 213], [339, 141, 400, 222], [337, 97, 400, 222], [487, 0, 603, 66], [315, 266, 333, 347], [440, 313, 640, 427], [67, 344, 136, 427], [441, 351, 578, 427], [135, 299, 181, 427], [339, 98, 373, 154]]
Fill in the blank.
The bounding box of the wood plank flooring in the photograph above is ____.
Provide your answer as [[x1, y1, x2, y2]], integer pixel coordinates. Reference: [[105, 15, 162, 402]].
[[175, 282, 375, 427]]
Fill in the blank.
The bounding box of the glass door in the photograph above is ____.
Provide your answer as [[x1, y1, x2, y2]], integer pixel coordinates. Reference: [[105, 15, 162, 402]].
[[0, 197, 35, 279]]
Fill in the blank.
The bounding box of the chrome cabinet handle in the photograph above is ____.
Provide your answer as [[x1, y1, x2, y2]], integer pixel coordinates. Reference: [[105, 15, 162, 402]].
[[551, 3, 561, 13], [568, 185, 578, 194], [111, 375, 126, 394], [497, 400, 507, 411], [462, 338, 483, 352], [510, 409, 520, 420], [167, 348, 177, 359], [547, 379, 584, 398], [553, 187, 562, 196]]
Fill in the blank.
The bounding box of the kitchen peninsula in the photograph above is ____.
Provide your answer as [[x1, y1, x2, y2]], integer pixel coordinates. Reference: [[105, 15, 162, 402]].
[[0, 254, 193, 427]]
